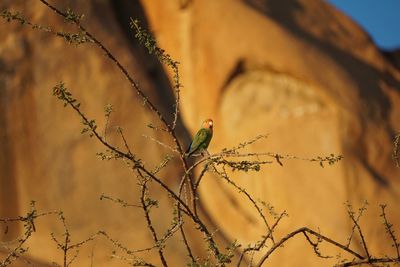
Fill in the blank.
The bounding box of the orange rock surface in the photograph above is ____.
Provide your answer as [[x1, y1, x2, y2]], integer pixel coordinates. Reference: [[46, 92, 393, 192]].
[[1, 0, 400, 266]]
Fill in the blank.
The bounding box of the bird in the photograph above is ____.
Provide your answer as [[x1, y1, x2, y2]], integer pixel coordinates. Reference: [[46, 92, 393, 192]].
[[185, 119, 213, 157]]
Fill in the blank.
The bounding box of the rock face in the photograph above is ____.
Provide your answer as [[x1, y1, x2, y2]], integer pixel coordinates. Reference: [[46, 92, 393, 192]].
[[142, 0, 400, 265], [0, 1, 189, 266], [1, 0, 400, 266]]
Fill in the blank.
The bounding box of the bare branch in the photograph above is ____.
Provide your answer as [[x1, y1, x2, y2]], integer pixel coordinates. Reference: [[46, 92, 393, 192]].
[[335, 257, 400, 267], [380, 204, 400, 259], [138, 175, 168, 267], [345, 202, 371, 260], [211, 164, 274, 242], [256, 227, 364, 267], [237, 211, 287, 267], [393, 133, 400, 167], [345, 201, 368, 248]]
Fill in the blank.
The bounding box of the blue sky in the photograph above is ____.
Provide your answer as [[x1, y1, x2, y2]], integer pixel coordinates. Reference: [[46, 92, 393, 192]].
[[327, 0, 400, 50]]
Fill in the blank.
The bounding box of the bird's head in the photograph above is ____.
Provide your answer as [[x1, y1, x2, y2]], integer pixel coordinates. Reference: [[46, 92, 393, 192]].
[[202, 119, 213, 129]]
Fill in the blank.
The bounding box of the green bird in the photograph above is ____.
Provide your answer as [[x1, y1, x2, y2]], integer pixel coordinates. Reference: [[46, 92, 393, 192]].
[[185, 119, 213, 157]]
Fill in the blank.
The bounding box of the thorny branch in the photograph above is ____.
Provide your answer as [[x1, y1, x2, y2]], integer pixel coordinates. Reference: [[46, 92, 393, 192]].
[[236, 211, 287, 267], [345, 201, 368, 248], [256, 227, 365, 267], [138, 176, 168, 267], [345, 201, 371, 260], [393, 133, 400, 167], [0, 202, 41, 267], [36, 0, 197, 214], [380, 205, 400, 259], [52, 78, 227, 263], [211, 164, 274, 241]]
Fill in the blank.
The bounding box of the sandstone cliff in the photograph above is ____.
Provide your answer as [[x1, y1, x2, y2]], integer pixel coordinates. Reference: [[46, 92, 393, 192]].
[[1, 0, 400, 266]]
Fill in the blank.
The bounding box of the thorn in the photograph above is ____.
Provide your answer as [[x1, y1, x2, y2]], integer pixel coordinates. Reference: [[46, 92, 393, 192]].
[[275, 154, 283, 166]]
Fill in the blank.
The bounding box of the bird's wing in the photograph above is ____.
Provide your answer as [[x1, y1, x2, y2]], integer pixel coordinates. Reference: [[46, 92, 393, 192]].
[[187, 128, 208, 154]]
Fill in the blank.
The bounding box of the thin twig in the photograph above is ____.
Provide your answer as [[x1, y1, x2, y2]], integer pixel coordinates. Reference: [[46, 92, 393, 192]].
[[346, 202, 371, 260], [335, 257, 400, 267], [380, 204, 400, 259], [142, 134, 179, 154], [345, 201, 368, 248], [393, 133, 400, 167], [256, 227, 364, 267], [236, 211, 286, 267], [212, 164, 273, 241], [138, 174, 168, 267]]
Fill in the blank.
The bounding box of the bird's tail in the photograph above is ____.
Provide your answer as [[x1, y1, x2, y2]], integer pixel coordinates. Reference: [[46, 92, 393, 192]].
[[185, 145, 193, 157]]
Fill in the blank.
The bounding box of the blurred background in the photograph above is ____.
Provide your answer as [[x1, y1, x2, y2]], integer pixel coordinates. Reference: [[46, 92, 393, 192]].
[[1, 0, 400, 266]]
